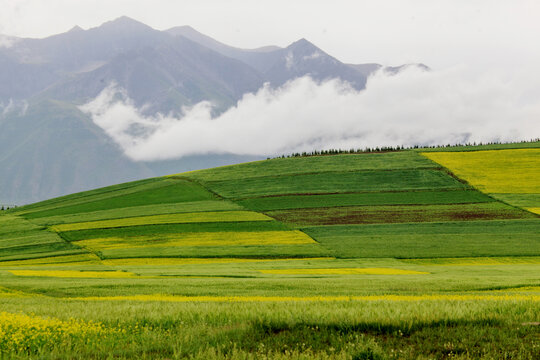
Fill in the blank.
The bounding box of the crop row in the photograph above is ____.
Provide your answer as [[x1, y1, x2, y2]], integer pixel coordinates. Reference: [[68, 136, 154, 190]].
[[268, 202, 533, 226], [73, 230, 314, 251], [58, 294, 540, 302], [51, 211, 272, 232], [203, 169, 467, 199], [258, 268, 428, 275], [237, 189, 493, 211], [304, 219, 540, 258]]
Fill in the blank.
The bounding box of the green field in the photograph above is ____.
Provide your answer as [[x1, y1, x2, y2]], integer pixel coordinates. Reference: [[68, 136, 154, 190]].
[[0, 144, 539, 359], [237, 189, 494, 211], [181, 151, 437, 181], [203, 169, 467, 199], [304, 220, 540, 258]]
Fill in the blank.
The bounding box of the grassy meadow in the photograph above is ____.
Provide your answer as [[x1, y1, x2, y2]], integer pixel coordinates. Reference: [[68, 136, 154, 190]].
[[0, 143, 539, 359]]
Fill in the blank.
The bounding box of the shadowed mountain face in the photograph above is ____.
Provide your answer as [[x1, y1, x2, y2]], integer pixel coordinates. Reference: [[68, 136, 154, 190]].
[[263, 39, 367, 89], [0, 16, 425, 205]]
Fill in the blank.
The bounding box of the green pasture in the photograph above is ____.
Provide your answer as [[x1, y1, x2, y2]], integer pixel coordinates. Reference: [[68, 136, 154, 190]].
[[304, 219, 540, 258], [238, 189, 493, 211], [183, 151, 436, 181], [50, 211, 271, 232], [29, 200, 242, 226], [20, 178, 216, 219], [205, 169, 467, 199], [0, 257, 539, 297], [13, 177, 163, 213]]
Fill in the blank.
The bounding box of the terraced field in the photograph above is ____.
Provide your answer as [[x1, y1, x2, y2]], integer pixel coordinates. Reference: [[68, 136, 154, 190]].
[[0, 143, 539, 359]]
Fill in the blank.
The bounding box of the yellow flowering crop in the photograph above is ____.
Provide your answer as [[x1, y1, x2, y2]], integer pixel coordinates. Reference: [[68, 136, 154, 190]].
[[526, 207, 540, 215], [66, 293, 539, 303], [50, 211, 271, 232], [422, 149, 540, 194], [0, 286, 34, 298], [0, 311, 116, 354], [497, 286, 540, 292], [259, 268, 429, 275], [102, 257, 334, 266], [74, 230, 315, 251], [9, 270, 138, 279], [0, 254, 102, 267]]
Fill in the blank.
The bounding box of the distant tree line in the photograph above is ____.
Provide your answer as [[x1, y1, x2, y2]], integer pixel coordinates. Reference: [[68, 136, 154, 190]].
[[0, 205, 18, 211], [269, 138, 540, 159]]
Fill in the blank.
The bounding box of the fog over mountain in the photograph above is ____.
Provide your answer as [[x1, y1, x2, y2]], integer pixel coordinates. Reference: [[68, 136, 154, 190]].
[[81, 68, 539, 162], [0, 16, 396, 205], [1, 16, 536, 205]]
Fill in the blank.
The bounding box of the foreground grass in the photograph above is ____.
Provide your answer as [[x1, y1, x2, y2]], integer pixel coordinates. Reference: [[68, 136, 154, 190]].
[[0, 298, 538, 359]]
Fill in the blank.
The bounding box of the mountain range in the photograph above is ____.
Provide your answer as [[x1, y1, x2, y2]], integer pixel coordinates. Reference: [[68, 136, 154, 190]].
[[0, 16, 426, 205]]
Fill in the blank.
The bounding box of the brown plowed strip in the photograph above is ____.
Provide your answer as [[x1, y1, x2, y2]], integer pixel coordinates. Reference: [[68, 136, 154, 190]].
[[266, 203, 533, 226]]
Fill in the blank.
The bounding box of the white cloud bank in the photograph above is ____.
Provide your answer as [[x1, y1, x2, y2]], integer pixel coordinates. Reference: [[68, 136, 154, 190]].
[[80, 66, 540, 161]]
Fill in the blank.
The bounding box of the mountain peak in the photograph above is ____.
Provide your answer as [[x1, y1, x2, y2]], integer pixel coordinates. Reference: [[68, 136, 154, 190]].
[[100, 16, 153, 31], [287, 38, 320, 54], [68, 25, 84, 33], [289, 38, 314, 47], [173, 25, 197, 32], [112, 15, 139, 23], [166, 25, 203, 39]]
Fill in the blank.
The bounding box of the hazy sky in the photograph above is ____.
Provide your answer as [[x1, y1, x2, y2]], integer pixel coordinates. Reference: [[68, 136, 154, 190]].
[[1, 0, 539, 71]]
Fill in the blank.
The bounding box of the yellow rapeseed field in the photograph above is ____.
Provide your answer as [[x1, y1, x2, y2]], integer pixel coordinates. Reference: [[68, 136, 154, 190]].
[[259, 268, 429, 275], [74, 230, 315, 251], [0, 311, 116, 353], [50, 211, 271, 232], [9, 270, 138, 279], [102, 257, 334, 266], [526, 207, 540, 215], [65, 294, 540, 302], [422, 149, 540, 194]]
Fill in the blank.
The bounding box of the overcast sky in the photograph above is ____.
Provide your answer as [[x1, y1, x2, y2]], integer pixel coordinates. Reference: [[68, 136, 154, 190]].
[[1, 0, 539, 71]]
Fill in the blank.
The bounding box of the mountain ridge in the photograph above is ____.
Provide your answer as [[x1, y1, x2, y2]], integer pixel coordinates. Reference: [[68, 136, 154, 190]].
[[0, 16, 428, 205]]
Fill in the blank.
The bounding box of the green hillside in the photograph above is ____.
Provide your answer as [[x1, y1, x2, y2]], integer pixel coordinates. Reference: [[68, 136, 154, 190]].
[[0, 145, 539, 359]]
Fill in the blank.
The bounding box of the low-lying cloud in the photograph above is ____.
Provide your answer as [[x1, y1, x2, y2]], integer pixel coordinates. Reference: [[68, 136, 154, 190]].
[[80, 66, 540, 161]]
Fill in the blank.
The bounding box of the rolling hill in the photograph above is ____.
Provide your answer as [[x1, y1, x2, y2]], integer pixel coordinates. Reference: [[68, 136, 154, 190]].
[[1, 142, 538, 265], [0, 142, 538, 359]]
